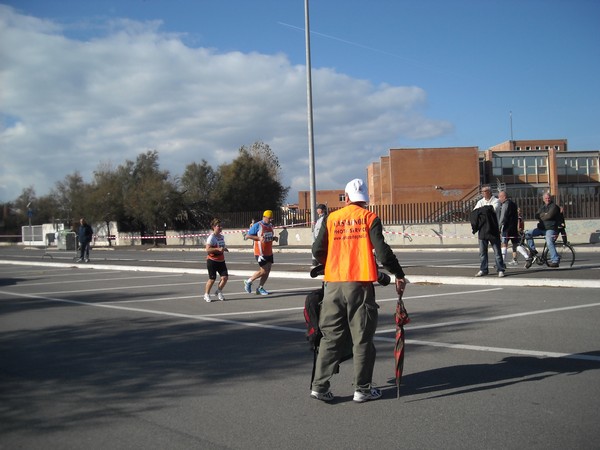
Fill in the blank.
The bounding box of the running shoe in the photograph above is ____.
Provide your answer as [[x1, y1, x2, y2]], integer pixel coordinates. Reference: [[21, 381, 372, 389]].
[[310, 390, 334, 402], [216, 290, 225, 301], [203, 293, 212, 303], [256, 287, 269, 296], [353, 387, 382, 403], [243, 280, 252, 293]]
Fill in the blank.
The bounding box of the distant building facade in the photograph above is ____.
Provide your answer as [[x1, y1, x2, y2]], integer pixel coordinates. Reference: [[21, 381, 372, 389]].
[[482, 139, 599, 202], [298, 139, 599, 209]]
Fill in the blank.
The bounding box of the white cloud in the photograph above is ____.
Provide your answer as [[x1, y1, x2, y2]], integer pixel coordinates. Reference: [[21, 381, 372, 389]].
[[0, 5, 452, 203]]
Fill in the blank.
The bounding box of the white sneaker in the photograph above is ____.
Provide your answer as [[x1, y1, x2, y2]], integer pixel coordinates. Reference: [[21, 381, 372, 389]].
[[353, 387, 382, 403], [216, 290, 225, 301], [508, 260, 519, 266], [310, 390, 334, 402], [203, 293, 212, 303], [498, 271, 505, 278], [475, 271, 487, 277]]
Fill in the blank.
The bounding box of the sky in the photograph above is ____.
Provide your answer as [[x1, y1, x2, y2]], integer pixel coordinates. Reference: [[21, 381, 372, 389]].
[[1, 0, 599, 204]]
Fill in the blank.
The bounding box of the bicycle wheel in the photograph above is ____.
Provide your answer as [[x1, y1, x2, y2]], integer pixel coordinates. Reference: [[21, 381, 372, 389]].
[[542, 243, 575, 267], [535, 250, 545, 265]]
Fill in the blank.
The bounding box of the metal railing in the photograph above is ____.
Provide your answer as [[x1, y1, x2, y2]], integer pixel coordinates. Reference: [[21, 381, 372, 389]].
[[211, 194, 600, 228]]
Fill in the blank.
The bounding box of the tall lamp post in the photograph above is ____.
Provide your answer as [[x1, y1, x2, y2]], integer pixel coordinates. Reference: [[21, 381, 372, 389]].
[[305, 0, 317, 230], [27, 202, 33, 245]]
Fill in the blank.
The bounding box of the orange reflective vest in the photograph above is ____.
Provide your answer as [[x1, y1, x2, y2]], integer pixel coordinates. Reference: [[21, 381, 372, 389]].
[[253, 221, 275, 256], [324, 204, 378, 282]]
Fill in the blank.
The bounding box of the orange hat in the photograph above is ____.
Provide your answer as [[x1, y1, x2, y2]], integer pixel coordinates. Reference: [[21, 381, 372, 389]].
[[263, 210, 273, 218]]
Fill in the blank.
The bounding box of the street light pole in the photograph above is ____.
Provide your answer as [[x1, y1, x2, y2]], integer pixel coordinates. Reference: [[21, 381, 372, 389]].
[[305, 0, 317, 231], [27, 201, 32, 245]]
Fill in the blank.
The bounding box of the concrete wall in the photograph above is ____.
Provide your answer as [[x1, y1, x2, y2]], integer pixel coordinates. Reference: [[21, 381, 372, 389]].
[[154, 219, 600, 248], [56, 218, 597, 249]]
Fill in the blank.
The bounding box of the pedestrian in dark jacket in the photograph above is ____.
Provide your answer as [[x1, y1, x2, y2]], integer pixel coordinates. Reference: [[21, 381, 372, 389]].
[[498, 191, 521, 265], [77, 218, 93, 262], [470, 205, 505, 277]]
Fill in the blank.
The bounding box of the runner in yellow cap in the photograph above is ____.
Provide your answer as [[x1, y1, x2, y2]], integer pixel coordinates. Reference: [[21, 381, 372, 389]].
[[244, 209, 278, 295]]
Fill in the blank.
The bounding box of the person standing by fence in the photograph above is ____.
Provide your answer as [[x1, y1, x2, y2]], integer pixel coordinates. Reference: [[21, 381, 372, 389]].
[[471, 186, 505, 277], [498, 191, 523, 265], [77, 218, 93, 263], [311, 203, 327, 266]]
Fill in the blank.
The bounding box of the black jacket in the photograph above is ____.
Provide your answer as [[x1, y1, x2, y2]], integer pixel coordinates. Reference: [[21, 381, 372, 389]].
[[470, 205, 500, 241], [78, 223, 93, 244], [536, 201, 561, 231]]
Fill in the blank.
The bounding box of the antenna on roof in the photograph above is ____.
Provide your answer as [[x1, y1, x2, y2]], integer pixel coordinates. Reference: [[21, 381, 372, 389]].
[[510, 111, 514, 141]]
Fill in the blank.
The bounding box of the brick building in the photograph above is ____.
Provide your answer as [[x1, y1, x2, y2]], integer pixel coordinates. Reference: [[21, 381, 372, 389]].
[[297, 139, 599, 210]]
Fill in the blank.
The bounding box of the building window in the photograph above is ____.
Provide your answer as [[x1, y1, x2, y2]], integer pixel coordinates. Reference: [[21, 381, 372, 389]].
[[566, 158, 577, 175], [525, 146, 531, 150], [535, 146, 541, 150], [515, 146, 521, 150], [339, 194, 346, 202], [554, 145, 560, 150], [514, 157, 525, 175]]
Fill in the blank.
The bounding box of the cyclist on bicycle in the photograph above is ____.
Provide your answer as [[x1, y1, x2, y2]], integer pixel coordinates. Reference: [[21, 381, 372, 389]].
[[524, 193, 562, 268]]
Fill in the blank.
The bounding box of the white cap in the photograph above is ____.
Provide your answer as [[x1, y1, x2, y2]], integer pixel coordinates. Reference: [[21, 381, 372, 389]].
[[345, 178, 369, 203]]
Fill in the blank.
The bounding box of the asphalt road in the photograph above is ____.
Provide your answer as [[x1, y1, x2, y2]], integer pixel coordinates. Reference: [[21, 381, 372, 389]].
[[1, 245, 600, 449]]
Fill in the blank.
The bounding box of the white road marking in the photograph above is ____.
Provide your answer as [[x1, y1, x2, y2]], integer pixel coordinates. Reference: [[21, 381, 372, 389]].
[[2, 287, 599, 362], [376, 301, 600, 333], [373, 337, 600, 362]]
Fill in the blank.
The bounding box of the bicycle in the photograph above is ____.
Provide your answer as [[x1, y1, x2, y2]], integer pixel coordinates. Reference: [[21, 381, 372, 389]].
[[519, 230, 575, 268]]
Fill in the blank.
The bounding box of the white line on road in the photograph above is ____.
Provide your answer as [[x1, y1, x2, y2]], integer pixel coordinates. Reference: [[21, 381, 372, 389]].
[[377, 301, 600, 333], [373, 337, 600, 362], [2, 288, 599, 362]]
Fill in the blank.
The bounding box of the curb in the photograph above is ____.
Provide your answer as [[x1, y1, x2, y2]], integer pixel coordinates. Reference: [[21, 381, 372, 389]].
[[1, 260, 599, 288]]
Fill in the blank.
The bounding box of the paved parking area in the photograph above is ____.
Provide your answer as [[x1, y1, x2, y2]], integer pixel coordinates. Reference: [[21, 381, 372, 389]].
[[1, 260, 600, 449]]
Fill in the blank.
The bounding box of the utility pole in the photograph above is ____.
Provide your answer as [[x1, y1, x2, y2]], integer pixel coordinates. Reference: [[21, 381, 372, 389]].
[[305, 0, 317, 230]]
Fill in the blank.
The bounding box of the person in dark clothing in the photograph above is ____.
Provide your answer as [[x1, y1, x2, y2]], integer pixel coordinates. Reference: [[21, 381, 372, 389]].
[[471, 186, 505, 277], [470, 205, 506, 277], [498, 191, 521, 265], [77, 218, 93, 262], [524, 193, 562, 267]]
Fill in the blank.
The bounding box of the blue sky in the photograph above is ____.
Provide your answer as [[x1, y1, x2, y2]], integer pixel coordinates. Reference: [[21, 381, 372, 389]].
[[1, 0, 599, 204]]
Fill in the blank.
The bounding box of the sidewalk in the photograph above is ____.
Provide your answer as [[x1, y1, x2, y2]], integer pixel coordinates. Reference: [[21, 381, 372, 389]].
[[3, 243, 600, 289]]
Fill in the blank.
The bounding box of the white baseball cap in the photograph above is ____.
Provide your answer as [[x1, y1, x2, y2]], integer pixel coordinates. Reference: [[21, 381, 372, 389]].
[[345, 178, 369, 203]]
